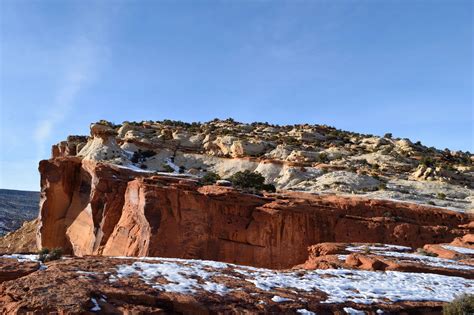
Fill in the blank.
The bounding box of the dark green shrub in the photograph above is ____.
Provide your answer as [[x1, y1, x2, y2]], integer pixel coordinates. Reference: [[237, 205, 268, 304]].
[[38, 248, 63, 263], [201, 172, 221, 185], [416, 248, 438, 257], [162, 164, 174, 173], [419, 156, 435, 168], [437, 192, 446, 200], [131, 150, 156, 163], [229, 170, 275, 193], [443, 294, 474, 315], [383, 133, 392, 139], [316, 153, 329, 163]]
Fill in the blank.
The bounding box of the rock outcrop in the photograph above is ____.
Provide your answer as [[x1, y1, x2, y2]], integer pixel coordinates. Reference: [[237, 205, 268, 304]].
[[50, 120, 474, 211], [37, 157, 471, 269]]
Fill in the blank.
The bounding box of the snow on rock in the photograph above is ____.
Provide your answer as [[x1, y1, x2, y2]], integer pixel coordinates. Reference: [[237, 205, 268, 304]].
[[271, 295, 292, 303], [346, 244, 412, 252], [345, 244, 474, 271], [90, 298, 101, 312], [116, 261, 231, 295], [344, 307, 365, 314], [165, 158, 181, 173], [114, 257, 474, 304], [1, 254, 47, 270], [2, 254, 40, 262], [442, 245, 474, 255], [297, 309, 316, 315]]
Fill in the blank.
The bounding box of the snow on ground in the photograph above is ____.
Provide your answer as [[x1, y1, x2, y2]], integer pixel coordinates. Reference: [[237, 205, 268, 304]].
[[90, 298, 101, 312], [1, 254, 47, 270], [165, 158, 181, 173], [343, 307, 365, 314], [113, 163, 155, 173], [344, 245, 474, 271], [2, 254, 40, 262], [442, 245, 474, 255], [346, 245, 412, 252], [116, 261, 230, 295], [271, 295, 292, 303], [114, 257, 474, 304]]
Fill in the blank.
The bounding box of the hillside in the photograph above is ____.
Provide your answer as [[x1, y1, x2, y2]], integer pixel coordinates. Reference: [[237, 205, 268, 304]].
[[0, 189, 39, 236], [53, 119, 473, 211]]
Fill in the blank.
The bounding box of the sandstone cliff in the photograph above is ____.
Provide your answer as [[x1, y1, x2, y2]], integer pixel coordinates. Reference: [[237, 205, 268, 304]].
[[37, 157, 471, 268]]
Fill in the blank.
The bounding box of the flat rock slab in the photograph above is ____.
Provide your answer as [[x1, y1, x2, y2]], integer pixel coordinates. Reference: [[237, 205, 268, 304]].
[[0, 258, 39, 283]]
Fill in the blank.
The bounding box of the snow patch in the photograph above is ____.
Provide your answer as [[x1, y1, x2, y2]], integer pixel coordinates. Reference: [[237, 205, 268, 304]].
[[345, 245, 474, 271], [113, 257, 474, 304], [271, 295, 292, 303], [344, 307, 365, 314], [90, 298, 101, 312], [115, 261, 231, 295], [442, 245, 474, 255]]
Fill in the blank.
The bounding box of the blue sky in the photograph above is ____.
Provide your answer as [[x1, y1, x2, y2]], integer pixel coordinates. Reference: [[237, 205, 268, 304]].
[[1, 0, 472, 191]]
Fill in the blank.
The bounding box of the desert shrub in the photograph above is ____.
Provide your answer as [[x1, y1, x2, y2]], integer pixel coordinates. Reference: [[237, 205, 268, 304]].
[[201, 172, 221, 185], [437, 192, 446, 200], [162, 164, 174, 173], [419, 156, 435, 168], [282, 136, 300, 145], [38, 248, 63, 263], [131, 149, 156, 163], [229, 170, 275, 193], [362, 246, 371, 254], [316, 153, 329, 163], [416, 248, 437, 257], [383, 133, 392, 139], [443, 294, 474, 315]]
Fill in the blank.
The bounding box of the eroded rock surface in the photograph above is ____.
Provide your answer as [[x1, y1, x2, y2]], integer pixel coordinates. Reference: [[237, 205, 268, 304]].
[[37, 157, 471, 269], [51, 120, 474, 211]]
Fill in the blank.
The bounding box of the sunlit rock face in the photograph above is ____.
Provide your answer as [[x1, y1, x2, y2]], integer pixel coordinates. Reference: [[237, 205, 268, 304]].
[[36, 157, 470, 269]]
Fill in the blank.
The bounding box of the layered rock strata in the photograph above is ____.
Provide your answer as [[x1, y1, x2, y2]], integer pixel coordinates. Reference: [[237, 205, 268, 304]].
[[37, 157, 471, 269]]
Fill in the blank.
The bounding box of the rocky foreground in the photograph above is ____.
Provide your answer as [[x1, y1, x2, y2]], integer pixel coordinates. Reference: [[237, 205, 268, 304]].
[[1, 238, 473, 314]]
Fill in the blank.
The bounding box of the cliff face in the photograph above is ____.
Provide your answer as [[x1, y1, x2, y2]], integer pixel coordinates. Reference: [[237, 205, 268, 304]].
[[37, 157, 470, 268]]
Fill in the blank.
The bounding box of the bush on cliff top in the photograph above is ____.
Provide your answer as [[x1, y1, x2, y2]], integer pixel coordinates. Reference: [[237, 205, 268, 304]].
[[229, 170, 276, 193], [201, 172, 221, 185]]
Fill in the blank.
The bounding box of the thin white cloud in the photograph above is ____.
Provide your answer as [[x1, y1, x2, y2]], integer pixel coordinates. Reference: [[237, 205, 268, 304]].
[[34, 37, 97, 158]]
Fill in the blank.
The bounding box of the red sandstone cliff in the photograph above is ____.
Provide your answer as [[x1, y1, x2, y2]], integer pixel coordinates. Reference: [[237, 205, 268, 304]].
[[37, 157, 471, 269]]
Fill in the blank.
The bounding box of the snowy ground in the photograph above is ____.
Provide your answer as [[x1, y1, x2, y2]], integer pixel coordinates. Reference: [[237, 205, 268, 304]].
[[3, 253, 473, 307], [442, 245, 474, 255], [113, 257, 474, 305]]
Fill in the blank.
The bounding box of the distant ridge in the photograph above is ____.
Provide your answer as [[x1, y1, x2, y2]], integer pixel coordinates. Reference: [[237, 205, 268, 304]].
[[0, 188, 39, 236]]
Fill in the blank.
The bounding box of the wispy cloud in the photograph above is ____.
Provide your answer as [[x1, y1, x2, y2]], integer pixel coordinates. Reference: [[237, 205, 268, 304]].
[[34, 35, 103, 158], [32, 1, 117, 159]]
